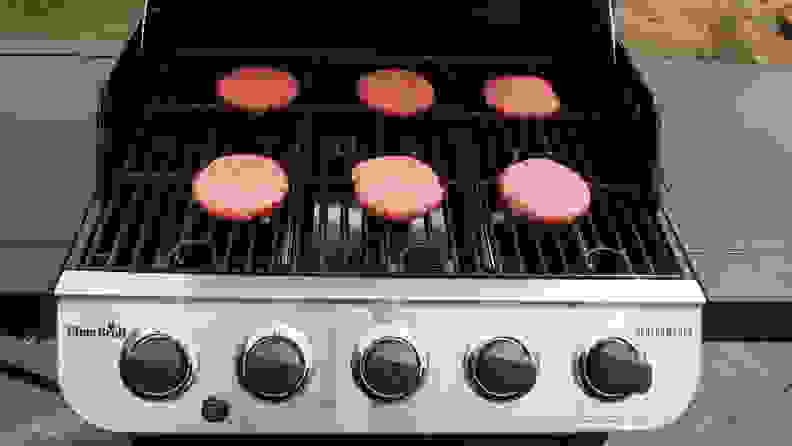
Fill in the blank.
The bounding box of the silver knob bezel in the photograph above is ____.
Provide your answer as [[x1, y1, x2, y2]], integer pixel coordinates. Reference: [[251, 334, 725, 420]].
[[238, 323, 312, 401], [465, 336, 539, 400], [119, 328, 197, 400], [578, 336, 647, 400], [354, 329, 427, 401]]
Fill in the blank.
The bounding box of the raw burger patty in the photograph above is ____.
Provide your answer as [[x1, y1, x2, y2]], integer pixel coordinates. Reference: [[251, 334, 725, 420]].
[[217, 67, 298, 111], [358, 69, 434, 116], [352, 155, 444, 221], [192, 154, 289, 221], [497, 158, 590, 224], [484, 75, 560, 118]]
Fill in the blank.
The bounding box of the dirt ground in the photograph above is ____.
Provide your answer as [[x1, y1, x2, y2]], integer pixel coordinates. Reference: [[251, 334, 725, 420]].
[[621, 0, 792, 63]]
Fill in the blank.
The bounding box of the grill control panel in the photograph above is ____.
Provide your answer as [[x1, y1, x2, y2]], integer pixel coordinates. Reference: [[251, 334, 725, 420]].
[[58, 297, 701, 435]]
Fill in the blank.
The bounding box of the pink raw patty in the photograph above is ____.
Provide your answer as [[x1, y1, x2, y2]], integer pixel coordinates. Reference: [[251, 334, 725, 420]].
[[356, 178, 444, 214], [353, 156, 445, 221], [192, 154, 288, 221], [498, 158, 591, 221]]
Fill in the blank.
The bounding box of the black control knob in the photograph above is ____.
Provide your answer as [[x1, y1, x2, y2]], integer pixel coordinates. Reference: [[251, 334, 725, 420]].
[[466, 337, 538, 401], [577, 337, 652, 402], [355, 336, 425, 401], [238, 335, 309, 401], [119, 331, 194, 400]]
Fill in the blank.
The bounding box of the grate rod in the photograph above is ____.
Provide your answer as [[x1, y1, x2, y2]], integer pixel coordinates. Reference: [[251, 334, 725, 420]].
[[629, 212, 655, 274], [507, 223, 528, 273], [222, 223, 238, 272], [340, 204, 350, 242], [270, 220, 282, 271], [442, 202, 460, 273], [573, 221, 589, 256], [87, 198, 113, 263], [550, 234, 569, 271], [533, 233, 549, 274], [245, 221, 257, 273], [479, 225, 496, 272], [107, 189, 141, 266], [131, 186, 153, 267], [380, 223, 390, 267]]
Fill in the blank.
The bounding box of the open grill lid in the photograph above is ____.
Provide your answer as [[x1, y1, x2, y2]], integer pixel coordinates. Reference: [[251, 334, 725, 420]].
[[139, 0, 617, 63]]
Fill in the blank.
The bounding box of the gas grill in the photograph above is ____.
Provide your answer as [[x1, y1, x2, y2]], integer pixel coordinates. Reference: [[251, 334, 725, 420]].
[[54, 0, 706, 442]]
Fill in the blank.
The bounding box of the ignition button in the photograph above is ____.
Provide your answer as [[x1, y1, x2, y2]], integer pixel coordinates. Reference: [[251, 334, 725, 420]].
[[201, 396, 230, 423]]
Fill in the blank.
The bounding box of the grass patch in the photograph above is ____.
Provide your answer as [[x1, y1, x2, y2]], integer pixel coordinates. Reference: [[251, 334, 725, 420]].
[[0, 0, 145, 40], [624, 39, 720, 59]]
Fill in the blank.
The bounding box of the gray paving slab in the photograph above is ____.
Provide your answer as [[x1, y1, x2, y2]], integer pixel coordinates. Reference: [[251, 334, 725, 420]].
[[0, 337, 131, 444], [629, 55, 792, 299], [609, 342, 792, 446]]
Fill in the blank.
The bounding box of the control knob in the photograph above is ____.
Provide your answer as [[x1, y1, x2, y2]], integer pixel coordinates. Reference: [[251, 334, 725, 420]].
[[577, 337, 652, 402], [466, 337, 538, 401], [119, 330, 195, 400], [237, 327, 311, 402], [353, 335, 426, 401]]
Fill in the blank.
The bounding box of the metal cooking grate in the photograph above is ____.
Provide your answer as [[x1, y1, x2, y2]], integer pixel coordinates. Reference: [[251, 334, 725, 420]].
[[71, 179, 684, 277], [479, 181, 683, 276], [73, 181, 463, 274], [303, 187, 458, 274], [75, 183, 292, 273]]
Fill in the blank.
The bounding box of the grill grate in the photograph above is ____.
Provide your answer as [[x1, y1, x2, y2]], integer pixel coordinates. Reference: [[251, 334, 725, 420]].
[[480, 184, 681, 276], [298, 183, 459, 274], [80, 81, 679, 277], [73, 178, 684, 277]]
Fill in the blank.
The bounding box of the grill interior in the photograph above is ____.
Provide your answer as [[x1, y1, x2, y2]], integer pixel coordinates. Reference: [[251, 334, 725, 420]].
[[74, 46, 687, 278]]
